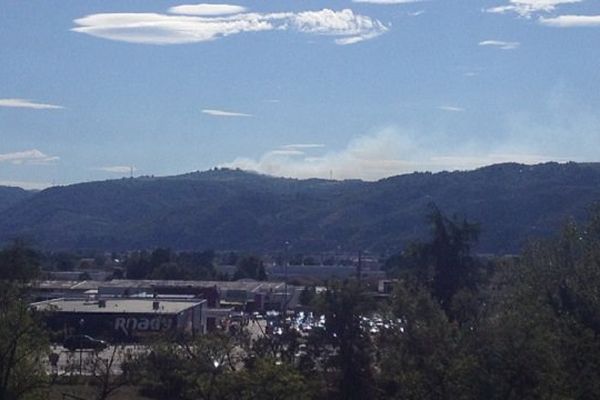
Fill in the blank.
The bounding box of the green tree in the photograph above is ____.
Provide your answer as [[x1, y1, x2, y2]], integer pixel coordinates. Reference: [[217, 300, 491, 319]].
[[316, 281, 375, 400], [46, 252, 77, 271], [479, 209, 600, 399], [177, 250, 216, 280], [0, 241, 40, 282], [231, 358, 314, 400], [376, 281, 478, 400], [124, 251, 153, 279], [424, 206, 481, 315], [135, 332, 247, 400], [0, 283, 49, 400], [234, 256, 266, 281], [149, 262, 191, 280], [150, 248, 172, 268], [299, 286, 317, 307], [387, 205, 482, 321]]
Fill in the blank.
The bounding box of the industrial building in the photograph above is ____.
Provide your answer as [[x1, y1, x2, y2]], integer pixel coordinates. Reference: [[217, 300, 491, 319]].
[[31, 297, 206, 342], [29, 279, 298, 312], [28, 279, 300, 333]]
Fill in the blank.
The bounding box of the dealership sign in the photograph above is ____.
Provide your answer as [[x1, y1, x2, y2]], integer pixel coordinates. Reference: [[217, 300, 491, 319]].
[[114, 316, 173, 335]]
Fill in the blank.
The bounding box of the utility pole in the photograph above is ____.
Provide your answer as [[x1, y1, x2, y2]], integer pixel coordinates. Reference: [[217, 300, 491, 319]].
[[357, 250, 363, 281], [283, 241, 290, 313]]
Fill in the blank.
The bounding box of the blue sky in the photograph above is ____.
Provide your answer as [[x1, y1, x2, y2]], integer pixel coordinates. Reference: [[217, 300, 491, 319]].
[[1, 0, 599, 189]]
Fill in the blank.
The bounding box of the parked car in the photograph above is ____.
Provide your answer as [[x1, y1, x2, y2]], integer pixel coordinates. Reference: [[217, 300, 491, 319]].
[[63, 335, 108, 351]]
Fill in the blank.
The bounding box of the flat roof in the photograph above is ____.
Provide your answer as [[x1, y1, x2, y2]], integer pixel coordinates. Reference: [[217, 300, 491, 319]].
[[106, 279, 286, 292], [32, 298, 204, 314], [31, 279, 288, 293]]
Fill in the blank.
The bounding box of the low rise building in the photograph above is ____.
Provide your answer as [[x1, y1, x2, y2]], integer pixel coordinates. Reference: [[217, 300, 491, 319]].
[[29, 279, 298, 312], [32, 297, 206, 342]]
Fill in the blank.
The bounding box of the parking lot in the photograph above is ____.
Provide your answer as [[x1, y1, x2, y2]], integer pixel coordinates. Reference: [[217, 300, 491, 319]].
[[43, 311, 389, 376], [43, 319, 268, 377], [45, 345, 145, 376]]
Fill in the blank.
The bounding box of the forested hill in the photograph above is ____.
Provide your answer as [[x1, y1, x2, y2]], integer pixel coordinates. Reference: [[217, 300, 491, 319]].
[[2, 162, 600, 254], [0, 186, 33, 213]]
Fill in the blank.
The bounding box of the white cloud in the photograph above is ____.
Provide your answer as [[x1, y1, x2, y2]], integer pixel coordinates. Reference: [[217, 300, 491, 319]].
[[291, 9, 388, 45], [222, 128, 570, 181], [479, 40, 520, 50], [0, 180, 53, 190], [168, 4, 247, 16], [334, 35, 369, 45], [408, 10, 426, 16], [72, 13, 273, 44], [353, 0, 424, 4], [0, 98, 64, 110], [539, 15, 600, 27], [72, 7, 388, 45], [96, 166, 136, 174], [485, 0, 583, 18], [438, 105, 465, 112], [0, 149, 60, 165], [282, 144, 325, 150], [267, 149, 306, 156], [202, 108, 253, 117]]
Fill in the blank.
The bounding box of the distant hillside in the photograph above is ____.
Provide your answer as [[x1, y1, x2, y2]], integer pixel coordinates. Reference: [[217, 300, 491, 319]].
[[0, 186, 33, 213], [1, 162, 600, 254]]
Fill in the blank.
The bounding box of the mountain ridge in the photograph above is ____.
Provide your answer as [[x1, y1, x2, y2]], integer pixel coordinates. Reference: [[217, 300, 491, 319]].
[[1, 162, 599, 254], [0, 186, 34, 213]]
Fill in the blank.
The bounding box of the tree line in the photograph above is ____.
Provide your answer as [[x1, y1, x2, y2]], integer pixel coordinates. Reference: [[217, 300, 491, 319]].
[[1, 204, 600, 399]]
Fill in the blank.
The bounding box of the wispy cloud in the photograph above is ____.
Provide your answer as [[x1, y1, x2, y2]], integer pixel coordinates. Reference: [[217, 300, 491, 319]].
[[72, 7, 388, 46], [247, 145, 327, 159], [282, 144, 325, 150], [353, 0, 424, 4], [0, 98, 64, 110], [168, 3, 247, 16], [0, 149, 59, 165], [485, 0, 583, 18], [408, 10, 426, 16], [438, 105, 465, 112], [540, 15, 600, 27], [479, 40, 520, 50], [267, 149, 306, 156], [96, 166, 136, 174], [202, 108, 253, 117]]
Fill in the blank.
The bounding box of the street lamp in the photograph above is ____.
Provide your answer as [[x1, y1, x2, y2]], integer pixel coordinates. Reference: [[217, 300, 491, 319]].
[[78, 318, 85, 375]]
